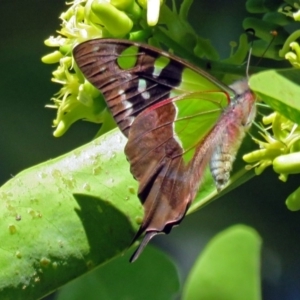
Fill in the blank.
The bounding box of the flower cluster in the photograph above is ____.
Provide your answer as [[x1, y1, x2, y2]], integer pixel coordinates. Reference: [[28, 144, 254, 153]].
[[244, 112, 300, 180], [42, 0, 163, 137], [243, 0, 300, 209], [278, 2, 300, 67]]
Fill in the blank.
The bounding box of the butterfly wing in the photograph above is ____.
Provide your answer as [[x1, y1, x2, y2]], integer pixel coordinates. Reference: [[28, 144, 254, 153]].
[[73, 39, 237, 261], [73, 39, 235, 136]]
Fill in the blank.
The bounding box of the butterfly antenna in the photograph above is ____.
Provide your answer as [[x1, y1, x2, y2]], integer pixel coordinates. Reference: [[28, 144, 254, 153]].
[[245, 28, 255, 79], [246, 45, 252, 80], [245, 29, 277, 77], [255, 30, 278, 67]]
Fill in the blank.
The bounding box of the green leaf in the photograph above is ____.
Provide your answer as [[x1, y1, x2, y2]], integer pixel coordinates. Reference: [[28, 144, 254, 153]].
[[56, 245, 180, 300], [0, 128, 258, 299], [0, 129, 141, 299], [249, 69, 300, 124], [182, 225, 262, 300]]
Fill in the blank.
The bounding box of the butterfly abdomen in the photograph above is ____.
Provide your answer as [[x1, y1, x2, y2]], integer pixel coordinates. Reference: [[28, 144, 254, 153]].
[[209, 80, 256, 191], [209, 125, 247, 191]]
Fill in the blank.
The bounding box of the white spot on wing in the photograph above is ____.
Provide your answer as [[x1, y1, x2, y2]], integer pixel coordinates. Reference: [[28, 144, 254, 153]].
[[124, 73, 132, 80], [153, 67, 161, 77], [119, 93, 127, 102], [153, 55, 170, 77], [138, 79, 147, 93], [127, 116, 135, 127], [123, 100, 133, 109], [142, 91, 150, 99], [118, 90, 133, 109]]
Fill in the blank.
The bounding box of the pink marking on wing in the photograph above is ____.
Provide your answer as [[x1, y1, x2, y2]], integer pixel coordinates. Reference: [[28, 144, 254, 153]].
[[141, 90, 231, 116]]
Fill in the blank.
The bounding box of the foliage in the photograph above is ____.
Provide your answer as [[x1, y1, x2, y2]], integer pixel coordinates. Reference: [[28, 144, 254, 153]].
[[1, 0, 300, 299]]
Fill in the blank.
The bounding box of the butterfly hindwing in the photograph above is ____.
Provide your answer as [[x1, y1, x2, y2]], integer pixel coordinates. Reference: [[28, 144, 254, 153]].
[[126, 91, 230, 194], [125, 92, 233, 261]]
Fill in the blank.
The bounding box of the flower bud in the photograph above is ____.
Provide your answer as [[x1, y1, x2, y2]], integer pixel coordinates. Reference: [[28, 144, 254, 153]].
[[273, 152, 300, 174], [286, 186, 300, 211], [91, 1, 133, 37]]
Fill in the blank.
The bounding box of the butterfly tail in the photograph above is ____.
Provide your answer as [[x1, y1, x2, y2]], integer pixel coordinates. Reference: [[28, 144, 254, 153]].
[[129, 231, 158, 263]]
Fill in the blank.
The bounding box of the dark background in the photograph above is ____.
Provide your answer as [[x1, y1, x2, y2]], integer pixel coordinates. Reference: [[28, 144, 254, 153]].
[[0, 1, 99, 185], [1, 1, 300, 299]]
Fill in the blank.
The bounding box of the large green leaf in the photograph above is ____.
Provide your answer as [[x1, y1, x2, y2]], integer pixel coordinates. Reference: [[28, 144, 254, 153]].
[[0, 129, 141, 299], [182, 225, 262, 300], [249, 69, 300, 124], [56, 245, 180, 300], [0, 128, 256, 299]]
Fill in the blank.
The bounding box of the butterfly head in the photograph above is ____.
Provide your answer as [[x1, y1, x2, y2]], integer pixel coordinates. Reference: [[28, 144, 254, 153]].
[[229, 79, 250, 96]]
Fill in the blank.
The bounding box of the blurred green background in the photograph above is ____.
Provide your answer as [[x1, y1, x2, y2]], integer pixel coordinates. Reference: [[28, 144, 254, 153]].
[[1, 0, 300, 299], [0, 1, 99, 186]]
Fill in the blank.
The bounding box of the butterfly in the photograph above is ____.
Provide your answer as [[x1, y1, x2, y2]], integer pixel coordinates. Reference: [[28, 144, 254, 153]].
[[73, 38, 256, 262]]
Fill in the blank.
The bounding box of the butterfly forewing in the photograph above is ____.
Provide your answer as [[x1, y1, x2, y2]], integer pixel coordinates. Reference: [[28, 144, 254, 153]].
[[73, 39, 234, 136]]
